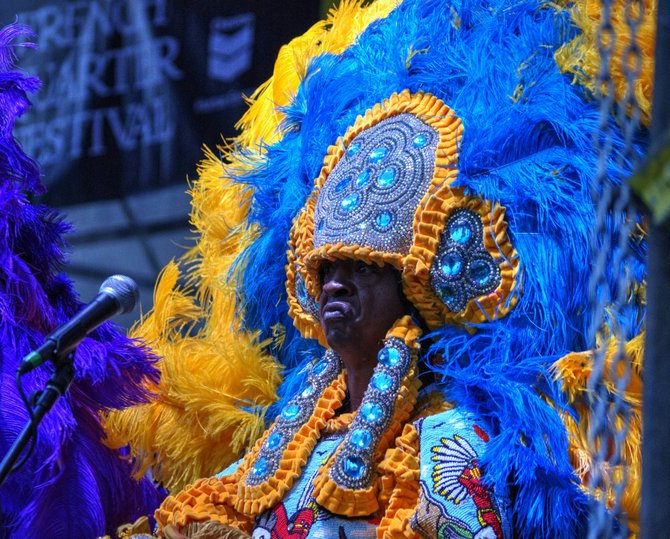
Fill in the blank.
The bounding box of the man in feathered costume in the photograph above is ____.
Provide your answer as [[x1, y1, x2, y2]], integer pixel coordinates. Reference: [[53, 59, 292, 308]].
[[105, 0, 653, 537], [0, 25, 162, 538]]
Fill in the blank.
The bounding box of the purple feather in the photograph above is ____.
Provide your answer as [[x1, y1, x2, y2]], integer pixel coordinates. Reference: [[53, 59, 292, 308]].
[[0, 23, 163, 537]]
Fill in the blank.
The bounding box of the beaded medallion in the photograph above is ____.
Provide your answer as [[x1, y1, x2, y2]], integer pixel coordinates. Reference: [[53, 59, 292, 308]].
[[430, 208, 502, 312]]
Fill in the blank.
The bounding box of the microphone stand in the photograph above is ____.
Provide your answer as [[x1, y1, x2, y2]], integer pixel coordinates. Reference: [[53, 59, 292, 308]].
[[0, 356, 75, 487]]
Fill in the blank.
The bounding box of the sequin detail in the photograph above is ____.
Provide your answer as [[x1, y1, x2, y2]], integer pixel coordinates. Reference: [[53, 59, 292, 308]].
[[294, 271, 320, 319], [330, 337, 412, 489], [430, 209, 501, 312], [313, 114, 438, 255], [245, 350, 342, 486]]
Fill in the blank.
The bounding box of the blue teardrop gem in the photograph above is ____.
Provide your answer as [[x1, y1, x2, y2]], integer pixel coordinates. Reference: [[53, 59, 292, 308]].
[[377, 168, 397, 187], [312, 359, 329, 375], [375, 210, 393, 229], [300, 384, 314, 398], [450, 222, 472, 244], [378, 347, 401, 367], [470, 259, 492, 285], [350, 428, 373, 449], [281, 403, 301, 421], [252, 457, 270, 477], [266, 432, 283, 450], [413, 133, 428, 148], [371, 372, 393, 392], [440, 252, 463, 277], [335, 176, 352, 193], [360, 402, 384, 423], [341, 193, 360, 212], [342, 454, 366, 479], [369, 147, 388, 163], [296, 278, 307, 302], [355, 169, 372, 188], [347, 142, 361, 155]]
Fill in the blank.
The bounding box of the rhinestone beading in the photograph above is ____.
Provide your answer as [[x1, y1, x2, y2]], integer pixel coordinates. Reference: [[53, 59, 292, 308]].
[[329, 337, 412, 489], [313, 114, 439, 256], [245, 350, 342, 486], [294, 270, 320, 319], [430, 209, 501, 312]]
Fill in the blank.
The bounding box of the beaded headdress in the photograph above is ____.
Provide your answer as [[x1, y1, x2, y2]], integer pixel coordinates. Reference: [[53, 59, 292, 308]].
[[286, 90, 519, 343]]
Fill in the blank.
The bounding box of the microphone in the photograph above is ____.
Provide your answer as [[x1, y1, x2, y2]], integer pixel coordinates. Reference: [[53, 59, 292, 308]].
[[18, 275, 139, 375]]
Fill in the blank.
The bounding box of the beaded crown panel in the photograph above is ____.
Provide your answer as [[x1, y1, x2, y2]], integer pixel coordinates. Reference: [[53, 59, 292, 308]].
[[313, 113, 438, 255]]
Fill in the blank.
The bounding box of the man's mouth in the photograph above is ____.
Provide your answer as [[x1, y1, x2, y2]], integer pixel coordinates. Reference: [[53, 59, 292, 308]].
[[321, 300, 354, 321]]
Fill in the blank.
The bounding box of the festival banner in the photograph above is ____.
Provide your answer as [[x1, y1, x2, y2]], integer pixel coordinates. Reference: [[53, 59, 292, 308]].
[[4, 0, 318, 205]]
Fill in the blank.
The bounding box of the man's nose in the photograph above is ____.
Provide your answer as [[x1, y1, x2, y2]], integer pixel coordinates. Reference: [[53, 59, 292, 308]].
[[322, 266, 354, 297]]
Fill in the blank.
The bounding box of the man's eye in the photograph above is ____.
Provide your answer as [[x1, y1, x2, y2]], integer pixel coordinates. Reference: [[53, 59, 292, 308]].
[[320, 262, 333, 278], [356, 262, 372, 274]]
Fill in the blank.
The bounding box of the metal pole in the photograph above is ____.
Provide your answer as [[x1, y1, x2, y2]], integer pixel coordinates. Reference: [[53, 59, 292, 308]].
[[641, 1, 670, 536]]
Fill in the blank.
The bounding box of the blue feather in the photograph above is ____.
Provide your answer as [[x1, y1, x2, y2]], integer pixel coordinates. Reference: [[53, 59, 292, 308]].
[[225, 1, 646, 536]]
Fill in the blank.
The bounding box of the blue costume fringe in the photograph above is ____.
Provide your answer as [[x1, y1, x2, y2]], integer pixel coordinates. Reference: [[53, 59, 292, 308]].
[[230, 1, 646, 536]]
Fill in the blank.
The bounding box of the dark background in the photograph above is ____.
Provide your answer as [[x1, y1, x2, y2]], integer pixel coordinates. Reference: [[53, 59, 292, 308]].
[[5, 0, 321, 206]]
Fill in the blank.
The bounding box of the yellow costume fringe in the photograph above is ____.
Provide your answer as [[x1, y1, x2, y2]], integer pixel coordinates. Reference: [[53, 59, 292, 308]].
[[103, 0, 403, 494], [552, 332, 644, 536]]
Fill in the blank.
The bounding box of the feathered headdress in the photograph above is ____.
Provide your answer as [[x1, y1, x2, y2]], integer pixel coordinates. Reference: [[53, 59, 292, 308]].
[[106, 0, 652, 536], [0, 24, 161, 538]]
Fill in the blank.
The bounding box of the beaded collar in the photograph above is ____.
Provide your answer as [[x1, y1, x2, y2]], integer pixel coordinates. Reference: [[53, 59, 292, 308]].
[[233, 316, 422, 518]]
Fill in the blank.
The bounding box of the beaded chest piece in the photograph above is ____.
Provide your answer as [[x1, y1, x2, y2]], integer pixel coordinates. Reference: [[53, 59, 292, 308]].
[[286, 91, 519, 344]]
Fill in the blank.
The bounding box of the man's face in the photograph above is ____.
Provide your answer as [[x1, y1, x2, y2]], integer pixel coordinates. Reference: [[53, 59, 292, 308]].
[[318, 258, 409, 363]]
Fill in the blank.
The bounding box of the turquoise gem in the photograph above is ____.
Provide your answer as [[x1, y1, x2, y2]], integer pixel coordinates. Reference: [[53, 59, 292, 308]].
[[296, 278, 307, 302], [470, 259, 492, 285], [317, 219, 324, 232], [252, 457, 270, 476], [371, 372, 393, 392], [375, 210, 393, 229], [281, 403, 301, 421], [347, 142, 361, 155], [360, 402, 384, 423], [438, 284, 457, 303], [341, 193, 360, 212], [440, 252, 463, 277], [350, 428, 373, 449], [413, 133, 428, 148], [450, 222, 472, 244], [312, 359, 329, 374], [355, 169, 371, 188], [335, 176, 352, 192], [342, 454, 366, 479], [378, 347, 401, 367], [369, 147, 388, 163], [266, 432, 283, 450], [300, 384, 314, 398], [377, 168, 397, 187]]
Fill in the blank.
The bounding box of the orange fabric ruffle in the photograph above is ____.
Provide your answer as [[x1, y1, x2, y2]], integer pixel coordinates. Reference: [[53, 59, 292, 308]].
[[233, 372, 348, 515], [155, 474, 253, 534], [377, 423, 421, 538], [313, 316, 422, 517]]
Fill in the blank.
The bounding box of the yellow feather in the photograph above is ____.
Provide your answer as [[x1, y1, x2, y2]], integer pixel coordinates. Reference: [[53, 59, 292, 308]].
[[551, 331, 644, 536], [103, 0, 401, 494], [236, 0, 401, 149], [555, 0, 657, 126]]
